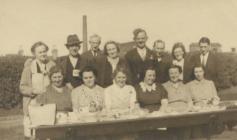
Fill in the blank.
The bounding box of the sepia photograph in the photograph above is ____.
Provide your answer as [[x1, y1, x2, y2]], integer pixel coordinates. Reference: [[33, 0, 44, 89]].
[[1, 0, 237, 140]]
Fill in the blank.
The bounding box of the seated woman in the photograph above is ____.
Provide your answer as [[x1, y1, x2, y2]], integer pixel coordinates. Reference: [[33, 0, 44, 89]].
[[188, 66, 222, 139], [187, 65, 220, 106], [36, 65, 72, 112], [163, 65, 192, 112], [71, 66, 104, 113], [104, 66, 137, 140], [104, 66, 136, 112], [135, 66, 168, 113]]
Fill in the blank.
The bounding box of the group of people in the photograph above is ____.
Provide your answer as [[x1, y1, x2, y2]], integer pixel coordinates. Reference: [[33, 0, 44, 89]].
[[20, 28, 220, 140]]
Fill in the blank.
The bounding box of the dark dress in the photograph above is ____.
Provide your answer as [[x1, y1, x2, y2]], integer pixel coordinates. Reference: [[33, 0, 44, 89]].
[[135, 83, 170, 140], [135, 83, 168, 112]]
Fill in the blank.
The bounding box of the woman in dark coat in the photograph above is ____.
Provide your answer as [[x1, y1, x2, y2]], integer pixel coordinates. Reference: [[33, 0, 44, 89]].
[[95, 41, 131, 88]]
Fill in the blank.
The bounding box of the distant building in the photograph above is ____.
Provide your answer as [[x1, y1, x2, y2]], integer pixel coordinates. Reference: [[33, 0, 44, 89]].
[[189, 42, 222, 53], [18, 49, 24, 56], [231, 47, 236, 53], [119, 41, 136, 57], [51, 46, 58, 61]]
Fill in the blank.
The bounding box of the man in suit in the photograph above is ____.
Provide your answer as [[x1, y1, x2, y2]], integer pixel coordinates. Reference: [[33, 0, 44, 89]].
[[81, 34, 103, 66], [58, 34, 86, 89], [153, 40, 172, 84], [193, 37, 219, 85], [125, 28, 156, 85]]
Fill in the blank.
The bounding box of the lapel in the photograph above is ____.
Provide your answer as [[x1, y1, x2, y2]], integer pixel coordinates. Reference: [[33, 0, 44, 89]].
[[205, 52, 213, 70], [134, 48, 144, 63]]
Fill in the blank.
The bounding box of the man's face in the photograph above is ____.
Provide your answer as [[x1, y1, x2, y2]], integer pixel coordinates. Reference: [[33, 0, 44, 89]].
[[199, 42, 210, 55], [153, 42, 165, 57], [89, 37, 101, 51], [34, 45, 48, 62], [134, 32, 147, 49], [194, 67, 204, 81], [169, 68, 180, 82], [68, 45, 80, 57]]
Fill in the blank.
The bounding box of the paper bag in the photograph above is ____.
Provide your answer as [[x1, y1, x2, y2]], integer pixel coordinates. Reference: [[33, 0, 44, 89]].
[[29, 104, 56, 126]]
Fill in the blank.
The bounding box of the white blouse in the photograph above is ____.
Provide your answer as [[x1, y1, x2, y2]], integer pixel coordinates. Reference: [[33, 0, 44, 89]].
[[104, 84, 137, 110]]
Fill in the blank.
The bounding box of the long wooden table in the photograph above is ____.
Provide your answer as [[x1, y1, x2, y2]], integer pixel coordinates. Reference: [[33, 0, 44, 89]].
[[32, 106, 237, 140]]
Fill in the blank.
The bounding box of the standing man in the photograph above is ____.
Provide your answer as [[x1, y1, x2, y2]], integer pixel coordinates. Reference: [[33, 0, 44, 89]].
[[125, 28, 156, 85], [153, 40, 172, 83], [81, 34, 103, 66], [58, 34, 86, 89], [193, 37, 219, 85]]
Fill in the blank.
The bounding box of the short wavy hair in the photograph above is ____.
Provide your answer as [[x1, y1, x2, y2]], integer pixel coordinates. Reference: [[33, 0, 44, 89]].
[[171, 42, 186, 59], [103, 41, 120, 56], [133, 28, 147, 40], [31, 41, 49, 54]]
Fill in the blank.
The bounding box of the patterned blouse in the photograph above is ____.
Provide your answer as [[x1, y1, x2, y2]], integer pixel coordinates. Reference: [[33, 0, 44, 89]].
[[71, 84, 104, 112]]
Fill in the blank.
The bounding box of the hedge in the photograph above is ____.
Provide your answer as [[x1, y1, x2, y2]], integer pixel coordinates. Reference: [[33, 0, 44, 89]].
[[0, 53, 237, 109]]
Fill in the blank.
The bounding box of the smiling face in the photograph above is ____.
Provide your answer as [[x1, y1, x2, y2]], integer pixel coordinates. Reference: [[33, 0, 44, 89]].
[[89, 37, 101, 52], [144, 69, 156, 86], [51, 72, 64, 88], [106, 43, 119, 59], [173, 47, 184, 61], [194, 67, 205, 81], [34, 45, 48, 62], [199, 42, 210, 55], [68, 45, 80, 57], [82, 71, 96, 88], [114, 72, 127, 88], [169, 68, 180, 83], [134, 31, 148, 49]]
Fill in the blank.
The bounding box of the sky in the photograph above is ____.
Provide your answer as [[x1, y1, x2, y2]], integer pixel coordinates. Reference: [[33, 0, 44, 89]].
[[1, 0, 237, 55]]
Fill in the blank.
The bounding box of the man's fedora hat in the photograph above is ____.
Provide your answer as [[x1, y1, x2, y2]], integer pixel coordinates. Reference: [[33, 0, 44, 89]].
[[65, 34, 83, 47]]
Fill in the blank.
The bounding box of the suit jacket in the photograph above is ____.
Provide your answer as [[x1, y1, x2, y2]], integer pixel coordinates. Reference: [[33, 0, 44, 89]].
[[95, 56, 131, 88], [192, 52, 219, 84], [154, 53, 172, 84], [81, 49, 104, 67], [58, 55, 87, 88], [125, 47, 156, 85]]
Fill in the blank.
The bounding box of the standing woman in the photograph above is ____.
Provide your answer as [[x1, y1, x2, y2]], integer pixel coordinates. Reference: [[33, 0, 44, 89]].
[[20, 41, 55, 138], [95, 41, 131, 88], [171, 42, 194, 83]]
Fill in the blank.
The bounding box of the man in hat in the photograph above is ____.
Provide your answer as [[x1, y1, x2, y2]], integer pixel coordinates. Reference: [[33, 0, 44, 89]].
[[58, 34, 86, 89], [81, 34, 104, 66]]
